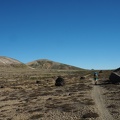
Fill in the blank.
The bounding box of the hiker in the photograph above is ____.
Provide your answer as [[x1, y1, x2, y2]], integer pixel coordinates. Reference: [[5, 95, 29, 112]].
[[94, 72, 98, 85]]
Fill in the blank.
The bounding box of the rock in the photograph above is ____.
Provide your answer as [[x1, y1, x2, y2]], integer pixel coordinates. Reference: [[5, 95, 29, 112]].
[[55, 76, 65, 86], [99, 70, 103, 73], [80, 76, 85, 79], [109, 67, 120, 84], [36, 80, 41, 84], [0, 86, 4, 88]]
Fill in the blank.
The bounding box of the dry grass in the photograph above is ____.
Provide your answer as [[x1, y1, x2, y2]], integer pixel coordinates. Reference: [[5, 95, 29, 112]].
[[30, 114, 44, 120], [1, 68, 117, 120], [98, 77, 120, 119], [82, 112, 99, 118]]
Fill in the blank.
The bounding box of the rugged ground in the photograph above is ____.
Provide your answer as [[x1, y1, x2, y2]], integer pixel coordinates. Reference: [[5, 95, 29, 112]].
[[0, 69, 120, 120]]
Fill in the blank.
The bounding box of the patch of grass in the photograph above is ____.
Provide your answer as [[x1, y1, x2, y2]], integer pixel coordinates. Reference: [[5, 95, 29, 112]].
[[30, 114, 44, 119], [111, 111, 119, 114], [82, 112, 99, 118], [60, 104, 75, 112], [76, 94, 85, 98], [82, 98, 95, 105], [45, 102, 76, 113], [107, 104, 117, 109], [28, 108, 43, 113], [45, 103, 58, 109], [72, 97, 80, 103]]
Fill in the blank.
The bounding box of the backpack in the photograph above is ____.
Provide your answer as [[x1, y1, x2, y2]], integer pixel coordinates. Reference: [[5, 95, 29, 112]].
[[94, 72, 98, 77]]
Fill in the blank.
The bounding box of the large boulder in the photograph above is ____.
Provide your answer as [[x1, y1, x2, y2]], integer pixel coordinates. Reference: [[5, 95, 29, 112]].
[[109, 67, 120, 83], [55, 76, 65, 86]]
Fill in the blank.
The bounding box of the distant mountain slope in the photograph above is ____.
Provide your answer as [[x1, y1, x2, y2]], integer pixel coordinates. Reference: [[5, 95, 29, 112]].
[[0, 56, 27, 68], [26, 59, 83, 70]]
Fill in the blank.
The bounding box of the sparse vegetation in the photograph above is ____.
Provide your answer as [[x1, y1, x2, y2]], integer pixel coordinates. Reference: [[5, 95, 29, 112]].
[[0, 57, 119, 119], [82, 112, 99, 118]]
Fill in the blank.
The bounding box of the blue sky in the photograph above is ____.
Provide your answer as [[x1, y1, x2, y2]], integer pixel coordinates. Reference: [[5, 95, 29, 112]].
[[0, 0, 120, 69]]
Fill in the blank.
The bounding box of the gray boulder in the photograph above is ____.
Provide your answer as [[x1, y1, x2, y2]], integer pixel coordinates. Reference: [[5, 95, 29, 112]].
[[109, 67, 120, 83]]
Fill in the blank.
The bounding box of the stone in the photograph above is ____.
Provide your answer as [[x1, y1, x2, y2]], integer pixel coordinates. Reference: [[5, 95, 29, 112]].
[[80, 76, 85, 79], [55, 76, 65, 86], [109, 67, 120, 84]]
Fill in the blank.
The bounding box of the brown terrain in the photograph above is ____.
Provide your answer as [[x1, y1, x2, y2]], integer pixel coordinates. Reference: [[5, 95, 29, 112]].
[[0, 56, 120, 120], [26, 59, 83, 70]]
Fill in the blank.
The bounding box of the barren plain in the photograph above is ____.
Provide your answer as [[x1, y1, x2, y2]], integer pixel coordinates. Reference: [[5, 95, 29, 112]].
[[0, 68, 119, 120]]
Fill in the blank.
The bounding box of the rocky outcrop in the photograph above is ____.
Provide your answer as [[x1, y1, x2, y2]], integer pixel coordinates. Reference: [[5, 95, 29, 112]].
[[109, 67, 120, 83]]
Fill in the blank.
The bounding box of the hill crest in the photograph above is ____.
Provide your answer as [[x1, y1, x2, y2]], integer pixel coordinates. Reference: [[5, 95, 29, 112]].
[[27, 59, 83, 70], [0, 56, 28, 69], [0, 56, 22, 65]]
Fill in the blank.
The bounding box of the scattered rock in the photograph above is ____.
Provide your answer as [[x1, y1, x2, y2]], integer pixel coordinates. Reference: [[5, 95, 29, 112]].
[[80, 76, 85, 79], [36, 80, 41, 84], [0, 85, 4, 88]]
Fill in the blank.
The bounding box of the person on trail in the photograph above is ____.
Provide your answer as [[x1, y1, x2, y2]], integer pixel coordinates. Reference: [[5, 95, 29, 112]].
[[94, 72, 98, 85]]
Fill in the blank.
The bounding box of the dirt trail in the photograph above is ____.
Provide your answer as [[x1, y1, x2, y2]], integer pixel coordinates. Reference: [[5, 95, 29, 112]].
[[91, 79, 114, 120]]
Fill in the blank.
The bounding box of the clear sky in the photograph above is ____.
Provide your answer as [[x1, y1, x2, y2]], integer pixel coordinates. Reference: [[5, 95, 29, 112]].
[[0, 0, 120, 70]]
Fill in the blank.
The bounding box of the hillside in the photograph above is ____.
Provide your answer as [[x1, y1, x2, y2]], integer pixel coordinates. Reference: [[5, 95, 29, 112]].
[[26, 59, 83, 70], [0, 56, 27, 68]]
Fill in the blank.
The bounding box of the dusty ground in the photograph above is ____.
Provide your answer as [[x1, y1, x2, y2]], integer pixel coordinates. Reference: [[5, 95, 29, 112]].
[[98, 79, 120, 120], [0, 70, 120, 120]]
